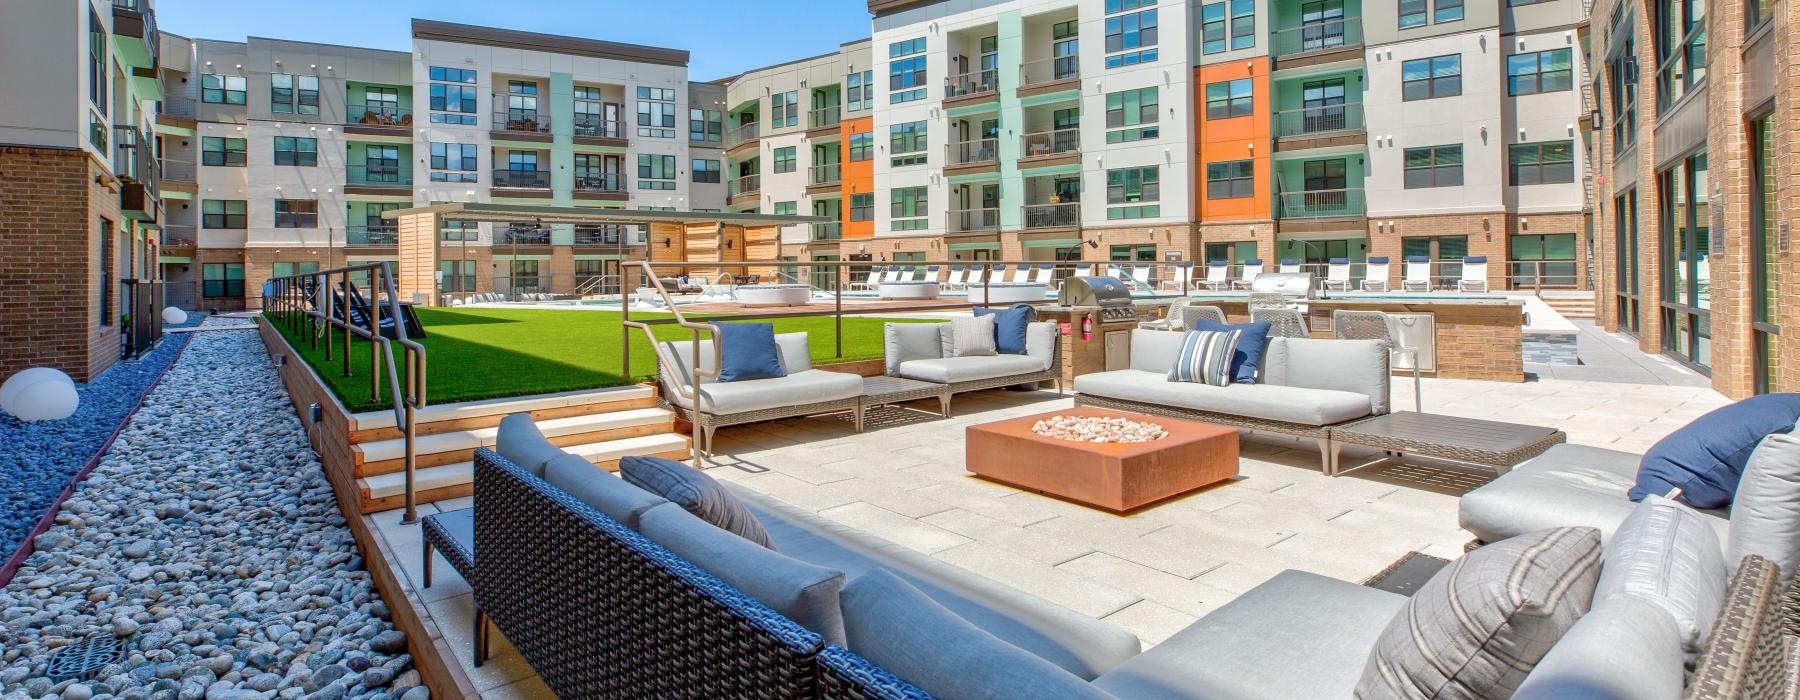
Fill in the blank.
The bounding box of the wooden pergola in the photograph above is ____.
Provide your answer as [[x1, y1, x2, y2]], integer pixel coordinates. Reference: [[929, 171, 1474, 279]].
[[382, 203, 831, 305]]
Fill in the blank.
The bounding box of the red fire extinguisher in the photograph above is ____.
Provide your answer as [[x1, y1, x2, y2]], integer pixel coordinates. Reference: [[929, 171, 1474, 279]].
[[1081, 314, 1093, 341]]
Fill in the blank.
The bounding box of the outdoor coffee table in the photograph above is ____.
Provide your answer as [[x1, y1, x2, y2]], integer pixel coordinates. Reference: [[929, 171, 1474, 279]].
[[855, 376, 952, 432], [1327, 411, 1567, 477], [965, 407, 1239, 512]]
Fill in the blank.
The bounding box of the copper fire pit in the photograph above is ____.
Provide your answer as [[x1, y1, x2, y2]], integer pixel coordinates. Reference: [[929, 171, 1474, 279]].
[[966, 407, 1240, 512]]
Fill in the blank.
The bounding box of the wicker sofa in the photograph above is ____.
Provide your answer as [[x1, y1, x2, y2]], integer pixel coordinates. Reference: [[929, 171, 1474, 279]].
[[1073, 329, 1390, 470], [882, 321, 1062, 415], [1460, 442, 1735, 546], [653, 331, 863, 457]]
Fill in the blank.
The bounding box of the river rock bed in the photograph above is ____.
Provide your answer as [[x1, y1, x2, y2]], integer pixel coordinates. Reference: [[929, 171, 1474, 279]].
[[0, 322, 417, 700]]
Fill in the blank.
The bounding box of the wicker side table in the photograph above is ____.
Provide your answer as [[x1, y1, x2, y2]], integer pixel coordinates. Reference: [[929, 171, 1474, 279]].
[[1327, 412, 1566, 477], [857, 376, 953, 431], [421, 508, 490, 666]]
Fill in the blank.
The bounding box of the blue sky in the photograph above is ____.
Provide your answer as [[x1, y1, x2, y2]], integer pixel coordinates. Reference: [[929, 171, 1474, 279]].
[[158, 0, 874, 81]]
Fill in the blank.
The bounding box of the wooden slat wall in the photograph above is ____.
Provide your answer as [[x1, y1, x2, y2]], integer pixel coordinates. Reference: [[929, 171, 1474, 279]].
[[682, 222, 722, 280], [743, 225, 780, 279], [396, 213, 438, 305]]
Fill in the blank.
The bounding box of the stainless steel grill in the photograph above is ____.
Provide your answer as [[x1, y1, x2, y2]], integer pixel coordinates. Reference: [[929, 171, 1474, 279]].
[[1248, 272, 1316, 300], [1058, 276, 1138, 323]]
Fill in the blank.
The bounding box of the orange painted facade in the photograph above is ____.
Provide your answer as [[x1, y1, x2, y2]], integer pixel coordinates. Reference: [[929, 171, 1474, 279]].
[[1193, 61, 1272, 222], [840, 116, 875, 239]]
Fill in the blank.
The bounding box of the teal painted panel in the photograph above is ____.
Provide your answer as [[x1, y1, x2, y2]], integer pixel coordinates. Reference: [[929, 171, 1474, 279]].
[[550, 72, 576, 222], [998, 9, 1025, 230]]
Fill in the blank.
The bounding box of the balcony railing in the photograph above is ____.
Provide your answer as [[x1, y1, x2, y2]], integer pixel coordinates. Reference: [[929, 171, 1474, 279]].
[[809, 106, 841, 129], [809, 163, 841, 186], [346, 225, 398, 246], [572, 116, 625, 139], [945, 68, 999, 99], [1275, 188, 1367, 218], [1271, 17, 1363, 57], [947, 208, 1000, 232], [492, 169, 551, 189], [162, 96, 196, 119], [499, 225, 551, 245], [728, 174, 761, 197], [574, 173, 627, 192], [496, 276, 546, 295], [1274, 103, 1366, 138], [574, 224, 642, 246], [949, 138, 998, 166], [346, 164, 412, 187], [726, 122, 760, 147], [346, 103, 411, 127], [492, 107, 550, 133], [160, 224, 195, 249], [1021, 129, 1080, 158], [112, 125, 152, 182], [161, 158, 195, 182], [1020, 57, 1080, 87], [1022, 202, 1079, 229], [810, 222, 842, 241]]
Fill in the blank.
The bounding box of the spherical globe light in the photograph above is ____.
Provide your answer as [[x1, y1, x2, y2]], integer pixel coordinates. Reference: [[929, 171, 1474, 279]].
[[162, 307, 188, 325], [0, 367, 74, 409], [1, 369, 79, 422]]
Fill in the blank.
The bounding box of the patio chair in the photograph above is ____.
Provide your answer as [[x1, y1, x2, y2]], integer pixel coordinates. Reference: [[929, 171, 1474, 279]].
[[1251, 307, 1310, 338], [1198, 260, 1232, 291], [1232, 259, 1266, 290], [1129, 264, 1154, 291], [1402, 256, 1433, 292], [942, 265, 968, 291], [1026, 264, 1054, 286], [989, 264, 1011, 283], [879, 267, 905, 284], [1073, 263, 1095, 277], [1362, 257, 1391, 292], [1323, 258, 1352, 292], [1140, 296, 1191, 331], [1334, 309, 1421, 412], [1457, 256, 1490, 293], [1180, 305, 1228, 329], [924, 265, 942, 284], [965, 265, 989, 287], [1161, 262, 1194, 292], [1278, 258, 1302, 274], [848, 267, 879, 291]]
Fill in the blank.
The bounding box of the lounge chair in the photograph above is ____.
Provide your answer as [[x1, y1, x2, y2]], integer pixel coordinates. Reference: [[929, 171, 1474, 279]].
[[848, 267, 878, 291], [1402, 256, 1433, 292], [653, 331, 865, 457], [1458, 256, 1490, 293], [1073, 263, 1095, 277], [1278, 258, 1302, 275], [942, 266, 968, 291], [1232, 259, 1266, 290], [1161, 261, 1194, 292], [924, 265, 942, 284], [1026, 264, 1054, 286], [1362, 257, 1391, 292], [1198, 260, 1232, 291], [988, 264, 1011, 283], [879, 267, 905, 284], [1129, 264, 1154, 291], [1323, 258, 1352, 292]]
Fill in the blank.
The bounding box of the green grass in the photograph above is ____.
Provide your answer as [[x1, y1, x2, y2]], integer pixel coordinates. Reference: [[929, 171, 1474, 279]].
[[268, 307, 915, 413]]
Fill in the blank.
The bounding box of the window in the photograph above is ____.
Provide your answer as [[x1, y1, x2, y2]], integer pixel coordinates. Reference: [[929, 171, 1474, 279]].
[[1206, 160, 1254, 199], [1659, 151, 1710, 366], [569, 86, 613, 137], [1105, 87, 1159, 143], [689, 108, 722, 142], [635, 87, 676, 138], [274, 200, 318, 228], [846, 70, 874, 112], [1436, 0, 1464, 22], [692, 159, 721, 183], [761, 147, 792, 175], [429, 143, 478, 183], [441, 219, 478, 242], [428, 67, 478, 125], [270, 74, 320, 115], [201, 137, 246, 167], [890, 121, 927, 167], [1402, 55, 1462, 100], [1202, 0, 1256, 53], [1507, 49, 1573, 95], [1509, 141, 1575, 185], [273, 137, 317, 167], [1400, 0, 1428, 27], [889, 39, 927, 103], [1205, 79, 1253, 120], [1750, 0, 1775, 28], [1403, 145, 1463, 188], [1205, 241, 1259, 265], [849, 132, 874, 161], [439, 260, 476, 293], [1655, 0, 1706, 108], [98, 218, 113, 325], [1104, 6, 1159, 67], [1110, 244, 1157, 262], [88, 9, 106, 110], [1107, 167, 1161, 219], [637, 154, 676, 190], [773, 201, 796, 217], [1608, 34, 1639, 150], [1509, 234, 1578, 286], [202, 263, 245, 298], [771, 91, 798, 128], [1750, 115, 1779, 392], [202, 200, 246, 229], [357, 86, 400, 120], [891, 187, 927, 230], [88, 112, 107, 151], [201, 74, 247, 105], [271, 262, 321, 279], [850, 193, 874, 222], [1051, 21, 1080, 79]]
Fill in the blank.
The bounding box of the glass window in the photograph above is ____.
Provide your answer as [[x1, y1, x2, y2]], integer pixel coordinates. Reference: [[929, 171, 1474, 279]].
[[1507, 49, 1573, 95], [1608, 34, 1639, 150], [438, 260, 476, 292], [773, 201, 796, 217], [274, 199, 318, 228], [88, 10, 107, 110], [637, 154, 676, 190], [772, 146, 797, 173], [272, 74, 318, 115], [201, 200, 246, 229], [1104, 8, 1159, 67], [202, 263, 245, 298], [201, 74, 247, 105], [572, 86, 614, 137], [201, 137, 246, 167], [1052, 21, 1080, 78], [636, 87, 676, 138], [692, 159, 721, 183], [890, 187, 928, 230], [1655, 0, 1706, 109], [849, 132, 874, 162], [850, 193, 874, 222], [1401, 55, 1462, 100], [1105, 87, 1159, 143], [270, 262, 322, 279], [846, 70, 875, 112], [1435, 0, 1464, 23], [1400, 0, 1429, 27], [427, 66, 478, 125], [1659, 151, 1711, 366], [429, 143, 478, 183], [772, 91, 798, 128], [1204, 79, 1253, 120], [889, 38, 928, 103], [272, 136, 317, 167], [1206, 160, 1254, 199], [890, 122, 927, 167], [1750, 0, 1775, 27], [1403, 145, 1463, 188], [689, 108, 722, 142], [1509, 141, 1576, 185], [1107, 167, 1161, 220]]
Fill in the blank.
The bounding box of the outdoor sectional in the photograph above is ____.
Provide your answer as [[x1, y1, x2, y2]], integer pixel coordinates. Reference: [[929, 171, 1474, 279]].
[[1073, 329, 1391, 469], [1460, 442, 1733, 546], [654, 331, 863, 457], [882, 321, 1063, 415]]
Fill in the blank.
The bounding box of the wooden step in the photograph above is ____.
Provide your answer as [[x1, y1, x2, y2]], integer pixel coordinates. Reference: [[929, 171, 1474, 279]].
[[349, 385, 659, 443], [351, 408, 674, 477], [356, 432, 692, 512]]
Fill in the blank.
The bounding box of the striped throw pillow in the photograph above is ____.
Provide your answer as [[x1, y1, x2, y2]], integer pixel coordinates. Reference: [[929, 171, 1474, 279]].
[[1167, 329, 1242, 386]]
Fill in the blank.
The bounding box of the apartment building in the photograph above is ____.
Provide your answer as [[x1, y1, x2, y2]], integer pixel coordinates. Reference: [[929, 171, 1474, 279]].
[[0, 0, 164, 381], [1590, 0, 1794, 398]]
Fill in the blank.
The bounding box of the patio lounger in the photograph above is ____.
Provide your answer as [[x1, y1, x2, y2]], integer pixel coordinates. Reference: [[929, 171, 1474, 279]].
[[1402, 256, 1433, 292], [1026, 264, 1055, 286], [1198, 260, 1232, 291], [1458, 256, 1490, 293], [1074, 263, 1095, 277], [879, 267, 905, 284], [989, 264, 1011, 283], [1278, 258, 1302, 274], [942, 265, 968, 291], [1160, 261, 1194, 292], [848, 268, 878, 291], [966, 265, 989, 287], [1232, 259, 1266, 290], [1129, 264, 1154, 291], [1362, 257, 1391, 292], [1323, 257, 1352, 292]]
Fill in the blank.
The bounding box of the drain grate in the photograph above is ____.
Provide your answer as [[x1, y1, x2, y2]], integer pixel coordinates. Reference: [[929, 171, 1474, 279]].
[[45, 635, 122, 682]]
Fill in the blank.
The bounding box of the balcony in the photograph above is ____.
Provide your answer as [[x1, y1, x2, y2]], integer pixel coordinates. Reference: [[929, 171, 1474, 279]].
[[346, 225, 399, 247], [808, 107, 841, 133], [1022, 202, 1079, 230], [947, 138, 998, 172], [499, 225, 551, 245], [492, 107, 552, 141], [810, 222, 842, 242], [345, 103, 412, 137], [113, 125, 158, 221], [572, 116, 627, 145], [1274, 103, 1367, 151], [947, 208, 1000, 233], [574, 224, 642, 246], [160, 96, 196, 123], [808, 163, 841, 187], [573, 173, 628, 202], [161, 158, 195, 183], [1019, 57, 1080, 97], [1020, 129, 1080, 167], [944, 69, 999, 107], [492, 169, 552, 191], [726, 122, 761, 154], [160, 224, 195, 254], [1275, 188, 1366, 219], [728, 174, 761, 206], [111, 0, 159, 71], [1271, 18, 1363, 67], [346, 164, 412, 189]]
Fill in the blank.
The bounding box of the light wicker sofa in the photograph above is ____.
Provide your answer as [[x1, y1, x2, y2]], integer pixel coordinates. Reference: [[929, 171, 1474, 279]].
[[881, 321, 1062, 415], [654, 331, 863, 457]]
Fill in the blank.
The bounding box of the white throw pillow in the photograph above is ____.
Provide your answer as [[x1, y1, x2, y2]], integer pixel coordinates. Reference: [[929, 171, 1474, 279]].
[[1728, 433, 1800, 583], [1597, 494, 1728, 658], [947, 315, 998, 357]]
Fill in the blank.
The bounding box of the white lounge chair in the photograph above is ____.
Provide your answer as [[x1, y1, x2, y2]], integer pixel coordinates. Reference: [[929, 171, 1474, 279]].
[[848, 267, 878, 291], [1403, 256, 1433, 292], [880, 267, 905, 284], [1279, 259, 1302, 274], [965, 265, 989, 287], [1161, 262, 1194, 292], [1458, 256, 1490, 293], [1129, 264, 1154, 291], [1362, 257, 1391, 292], [1199, 260, 1232, 291], [1074, 263, 1095, 277], [1232, 259, 1266, 290], [1324, 258, 1352, 292], [1026, 264, 1054, 285], [943, 266, 968, 291], [924, 265, 942, 284]]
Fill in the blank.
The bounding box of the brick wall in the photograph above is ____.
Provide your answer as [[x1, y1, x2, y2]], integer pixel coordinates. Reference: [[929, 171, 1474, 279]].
[[196, 248, 247, 312], [1196, 220, 1276, 262], [0, 146, 119, 382], [1365, 212, 1509, 290]]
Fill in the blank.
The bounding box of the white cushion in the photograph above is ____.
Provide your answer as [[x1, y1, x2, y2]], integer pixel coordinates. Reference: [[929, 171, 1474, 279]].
[[895, 355, 1045, 384], [947, 315, 998, 357], [663, 369, 863, 414], [1074, 369, 1371, 426], [1597, 495, 1728, 657], [1728, 433, 1800, 583]]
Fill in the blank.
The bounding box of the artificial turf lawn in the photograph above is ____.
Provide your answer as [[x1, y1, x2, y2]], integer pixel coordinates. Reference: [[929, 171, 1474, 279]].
[[267, 306, 915, 413]]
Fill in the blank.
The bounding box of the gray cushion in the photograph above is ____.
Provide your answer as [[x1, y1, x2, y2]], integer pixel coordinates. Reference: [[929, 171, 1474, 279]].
[[947, 315, 999, 357], [1459, 443, 1731, 545], [1130, 329, 1185, 373], [1356, 527, 1603, 699], [730, 483, 1141, 680], [1271, 337, 1390, 415], [1728, 432, 1800, 583], [662, 369, 864, 414], [1073, 369, 1373, 426], [840, 569, 1110, 700], [1023, 321, 1058, 370], [620, 456, 773, 549], [894, 354, 1046, 385], [1597, 495, 1727, 656], [883, 323, 945, 375], [637, 504, 847, 646], [495, 413, 563, 477], [544, 454, 667, 529], [1512, 595, 1685, 700], [658, 332, 813, 392], [1093, 570, 1406, 699]]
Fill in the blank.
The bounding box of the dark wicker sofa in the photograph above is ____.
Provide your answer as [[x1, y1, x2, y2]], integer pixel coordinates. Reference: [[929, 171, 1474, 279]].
[[471, 449, 930, 699]]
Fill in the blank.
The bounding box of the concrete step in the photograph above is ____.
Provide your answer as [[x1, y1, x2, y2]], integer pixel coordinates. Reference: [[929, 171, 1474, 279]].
[[349, 385, 659, 443], [351, 408, 675, 477], [356, 432, 692, 513]]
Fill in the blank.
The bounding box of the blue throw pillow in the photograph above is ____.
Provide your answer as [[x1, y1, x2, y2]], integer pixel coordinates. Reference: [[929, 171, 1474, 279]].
[[713, 323, 786, 382], [1188, 319, 1272, 384], [974, 305, 1036, 355], [1168, 329, 1242, 387], [1631, 393, 1800, 508]]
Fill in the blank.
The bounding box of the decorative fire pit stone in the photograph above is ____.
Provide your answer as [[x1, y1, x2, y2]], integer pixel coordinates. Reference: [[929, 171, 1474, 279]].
[[1031, 414, 1168, 443]]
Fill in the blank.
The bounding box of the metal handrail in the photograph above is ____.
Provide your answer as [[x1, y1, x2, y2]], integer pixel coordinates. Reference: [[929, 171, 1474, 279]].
[[809, 106, 841, 129], [809, 163, 841, 185], [1021, 128, 1080, 157], [949, 138, 998, 165], [1020, 56, 1080, 86], [726, 122, 760, 146], [1273, 103, 1366, 138], [263, 262, 427, 523], [945, 68, 999, 98], [1271, 16, 1363, 56]]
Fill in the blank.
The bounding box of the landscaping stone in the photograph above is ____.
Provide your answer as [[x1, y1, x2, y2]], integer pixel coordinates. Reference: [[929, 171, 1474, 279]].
[[0, 324, 409, 698]]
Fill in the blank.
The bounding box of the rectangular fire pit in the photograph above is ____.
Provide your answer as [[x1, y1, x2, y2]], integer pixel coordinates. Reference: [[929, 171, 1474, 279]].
[[965, 407, 1240, 512]]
